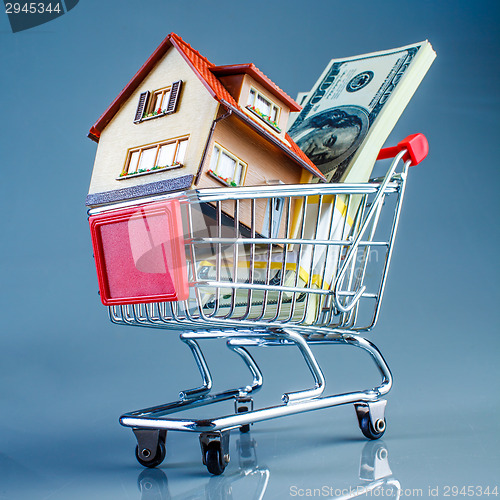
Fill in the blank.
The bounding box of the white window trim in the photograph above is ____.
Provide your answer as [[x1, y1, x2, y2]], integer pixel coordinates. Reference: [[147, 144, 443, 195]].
[[118, 136, 188, 180], [246, 87, 281, 132], [142, 86, 172, 118], [207, 143, 247, 187]]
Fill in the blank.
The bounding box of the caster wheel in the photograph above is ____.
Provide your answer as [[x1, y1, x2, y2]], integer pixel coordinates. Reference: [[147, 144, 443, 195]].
[[359, 413, 386, 440], [135, 441, 166, 468], [205, 443, 227, 475]]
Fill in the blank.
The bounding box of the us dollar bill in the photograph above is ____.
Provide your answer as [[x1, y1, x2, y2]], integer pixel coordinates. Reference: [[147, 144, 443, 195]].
[[288, 41, 436, 182]]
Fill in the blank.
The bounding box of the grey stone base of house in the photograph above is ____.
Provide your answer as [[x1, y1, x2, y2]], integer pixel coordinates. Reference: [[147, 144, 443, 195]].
[[85, 175, 194, 207]]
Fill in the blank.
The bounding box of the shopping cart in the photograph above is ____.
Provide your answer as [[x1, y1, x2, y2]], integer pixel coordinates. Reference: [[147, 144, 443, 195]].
[[88, 133, 428, 475]]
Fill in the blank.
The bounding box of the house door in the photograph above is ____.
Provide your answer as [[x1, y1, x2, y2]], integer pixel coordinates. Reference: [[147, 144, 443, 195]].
[[263, 197, 284, 238]]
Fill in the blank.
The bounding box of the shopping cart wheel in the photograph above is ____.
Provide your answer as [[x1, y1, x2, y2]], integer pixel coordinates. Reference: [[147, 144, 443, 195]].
[[135, 441, 166, 468], [200, 431, 230, 475], [359, 414, 386, 440], [133, 429, 167, 468], [355, 402, 387, 440], [205, 443, 226, 475]]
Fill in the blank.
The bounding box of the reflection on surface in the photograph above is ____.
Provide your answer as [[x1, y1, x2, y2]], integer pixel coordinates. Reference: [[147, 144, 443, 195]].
[[138, 468, 171, 500], [137, 432, 268, 500], [136, 434, 401, 499], [348, 440, 401, 499]]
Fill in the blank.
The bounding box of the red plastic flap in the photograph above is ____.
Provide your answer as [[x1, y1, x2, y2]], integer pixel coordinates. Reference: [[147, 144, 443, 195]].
[[377, 133, 429, 165], [89, 199, 189, 306]]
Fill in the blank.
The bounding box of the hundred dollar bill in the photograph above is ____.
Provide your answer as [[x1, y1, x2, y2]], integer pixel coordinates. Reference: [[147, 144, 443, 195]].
[[288, 41, 436, 183]]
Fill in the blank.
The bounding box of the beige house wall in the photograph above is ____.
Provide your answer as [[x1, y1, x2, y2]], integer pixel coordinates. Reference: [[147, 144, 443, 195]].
[[88, 46, 218, 201], [199, 114, 305, 188], [196, 114, 309, 235]]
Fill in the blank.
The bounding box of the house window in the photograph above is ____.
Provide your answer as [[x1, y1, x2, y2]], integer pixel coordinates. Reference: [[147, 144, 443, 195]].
[[247, 88, 281, 131], [207, 144, 247, 187], [120, 137, 188, 178], [149, 87, 172, 114], [133, 80, 182, 123]]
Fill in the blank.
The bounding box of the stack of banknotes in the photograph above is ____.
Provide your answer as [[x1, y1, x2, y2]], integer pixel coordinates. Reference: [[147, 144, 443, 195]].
[[288, 40, 436, 184]]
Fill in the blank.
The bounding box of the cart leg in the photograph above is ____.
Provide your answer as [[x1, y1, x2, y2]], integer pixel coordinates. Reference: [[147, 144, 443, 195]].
[[200, 431, 230, 475], [178, 336, 212, 400], [278, 329, 326, 403], [234, 396, 254, 433], [133, 428, 167, 468], [355, 400, 387, 440], [226, 341, 264, 395], [226, 340, 263, 433], [333, 335, 390, 439], [341, 335, 393, 398]]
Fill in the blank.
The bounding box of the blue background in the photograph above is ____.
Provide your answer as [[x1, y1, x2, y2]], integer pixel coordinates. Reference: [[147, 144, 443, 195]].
[[1, 1, 499, 498]]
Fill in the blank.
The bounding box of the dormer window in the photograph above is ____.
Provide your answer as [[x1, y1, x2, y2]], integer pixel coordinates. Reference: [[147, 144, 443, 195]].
[[133, 80, 182, 123], [246, 88, 281, 132]]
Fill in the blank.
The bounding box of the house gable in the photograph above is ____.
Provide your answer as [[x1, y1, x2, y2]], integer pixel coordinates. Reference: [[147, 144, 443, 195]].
[[86, 32, 325, 207], [87, 44, 219, 206]]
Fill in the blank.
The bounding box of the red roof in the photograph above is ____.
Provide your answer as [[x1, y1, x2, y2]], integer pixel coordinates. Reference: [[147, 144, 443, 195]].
[[169, 33, 239, 108], [88, 33, 325, 181], [211, 63, 302, 112]]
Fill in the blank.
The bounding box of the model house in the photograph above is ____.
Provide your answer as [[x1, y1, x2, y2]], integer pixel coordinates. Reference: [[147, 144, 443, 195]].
[[86, 32, 325, 236]]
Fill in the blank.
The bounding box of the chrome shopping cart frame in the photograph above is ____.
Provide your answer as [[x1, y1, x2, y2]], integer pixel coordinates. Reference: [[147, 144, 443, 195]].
[[88, 134, 428, 475]]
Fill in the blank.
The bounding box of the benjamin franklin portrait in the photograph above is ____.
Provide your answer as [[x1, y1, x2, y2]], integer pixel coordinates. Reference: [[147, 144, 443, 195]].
[[290, 106, 369, 178]]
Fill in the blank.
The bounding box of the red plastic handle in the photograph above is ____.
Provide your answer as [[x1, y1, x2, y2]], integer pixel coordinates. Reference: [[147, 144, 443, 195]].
[[377, 133, 429, 165]]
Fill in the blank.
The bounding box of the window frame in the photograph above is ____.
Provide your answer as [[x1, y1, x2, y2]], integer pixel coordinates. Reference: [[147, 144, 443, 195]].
[[133, 80, 182, 123], [147, 86, 172, 115], [207, 143, 248, 187], [119, 136, 189, 180], [246, 87, 281, 132]]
